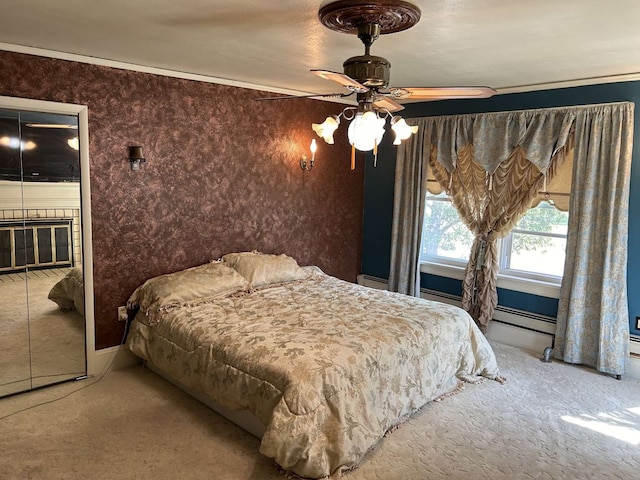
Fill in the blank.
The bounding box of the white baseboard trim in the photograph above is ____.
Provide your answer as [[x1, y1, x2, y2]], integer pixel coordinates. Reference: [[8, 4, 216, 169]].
[[94, 345, 141, 376], [356, 274, 640, 380]]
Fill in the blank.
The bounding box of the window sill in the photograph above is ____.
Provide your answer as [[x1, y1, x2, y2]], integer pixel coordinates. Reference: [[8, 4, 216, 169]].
[[420, 262, 560, 299]]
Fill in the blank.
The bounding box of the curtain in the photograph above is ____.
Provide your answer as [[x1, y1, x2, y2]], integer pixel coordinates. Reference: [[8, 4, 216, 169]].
[[390, 107, 575, 330], [389, 103, 631, 337], [429, 144, 573, 329], [554, 102, 634, 376], [389, 123, 433, 296]]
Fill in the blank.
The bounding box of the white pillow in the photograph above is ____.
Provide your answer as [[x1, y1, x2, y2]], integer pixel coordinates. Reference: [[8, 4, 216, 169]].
[[222, 251, 308, 288], [127, 262, 249, 323]]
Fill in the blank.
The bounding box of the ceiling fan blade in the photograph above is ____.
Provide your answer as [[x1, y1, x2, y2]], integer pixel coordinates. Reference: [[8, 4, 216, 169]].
[[311, 69, 369, 93], [373, 96, 405, 112], [256, 92, 353, 101], [389, 86, 496, 100]]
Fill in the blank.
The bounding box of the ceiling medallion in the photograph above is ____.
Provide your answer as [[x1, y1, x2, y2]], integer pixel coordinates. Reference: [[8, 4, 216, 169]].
[[319, 0, 421, 35]]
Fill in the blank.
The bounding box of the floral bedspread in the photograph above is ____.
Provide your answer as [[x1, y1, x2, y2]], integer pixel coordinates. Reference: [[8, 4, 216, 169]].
[[126, 268, 502, 478]]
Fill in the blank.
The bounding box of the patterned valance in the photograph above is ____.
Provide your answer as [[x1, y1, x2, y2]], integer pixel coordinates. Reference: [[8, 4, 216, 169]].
[[417, 106, 580, 174], [427, 144, 574, 212]]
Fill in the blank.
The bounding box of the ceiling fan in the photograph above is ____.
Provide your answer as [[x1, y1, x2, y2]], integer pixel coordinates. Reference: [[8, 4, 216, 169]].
[[310, 0, 495, 110], [263, 0, 496, 167]]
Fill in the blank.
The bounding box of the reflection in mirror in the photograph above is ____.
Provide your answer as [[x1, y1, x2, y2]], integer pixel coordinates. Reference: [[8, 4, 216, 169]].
[[0, 108, 86, 396], [0, 109, 31, 396]]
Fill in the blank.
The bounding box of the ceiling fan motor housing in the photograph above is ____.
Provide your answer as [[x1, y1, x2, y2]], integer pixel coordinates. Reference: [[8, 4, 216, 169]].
[[343, 54, 390, 88]]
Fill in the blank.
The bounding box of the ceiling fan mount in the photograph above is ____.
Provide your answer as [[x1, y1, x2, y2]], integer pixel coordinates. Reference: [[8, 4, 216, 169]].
[[320, 1, 419, 91], [318, 0, 422, 36]]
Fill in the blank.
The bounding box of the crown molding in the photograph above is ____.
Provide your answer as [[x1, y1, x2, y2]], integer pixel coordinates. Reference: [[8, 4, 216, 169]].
[[4, 42, 640, 102], [496, 71, 640, 95], [0, 42, 355, 105]]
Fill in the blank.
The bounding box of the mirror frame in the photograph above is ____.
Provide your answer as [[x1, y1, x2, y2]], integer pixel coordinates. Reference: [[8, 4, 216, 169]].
[[0, 95, 95, 377]]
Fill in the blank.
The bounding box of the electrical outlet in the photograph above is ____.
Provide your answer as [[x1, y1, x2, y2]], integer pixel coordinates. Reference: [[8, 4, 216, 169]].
[[117, 306, 128, 322], [636, 316, 640, 331]]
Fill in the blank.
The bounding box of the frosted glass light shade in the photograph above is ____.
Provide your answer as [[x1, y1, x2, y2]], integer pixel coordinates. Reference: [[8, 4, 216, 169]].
[[347, 111, 385, 151], [312, 115, 340, 144], [391, 116, 418, 145], [67, 137, 79, 150]]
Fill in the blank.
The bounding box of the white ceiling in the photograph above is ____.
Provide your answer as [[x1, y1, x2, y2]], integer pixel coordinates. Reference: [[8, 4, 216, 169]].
[[2, 0, 640, 100]]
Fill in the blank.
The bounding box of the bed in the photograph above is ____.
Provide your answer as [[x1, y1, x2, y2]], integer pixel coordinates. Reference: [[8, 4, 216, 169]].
[[125, 252, 503, 479], [48, 266, 84, 317]]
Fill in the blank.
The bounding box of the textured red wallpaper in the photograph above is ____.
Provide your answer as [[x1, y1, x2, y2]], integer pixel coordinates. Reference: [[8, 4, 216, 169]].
[[0, 51, 364, 349]]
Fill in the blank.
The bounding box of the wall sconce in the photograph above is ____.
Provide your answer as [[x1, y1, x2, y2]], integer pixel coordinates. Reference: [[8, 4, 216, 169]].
[[129, 146, 146, 171], [300, 139, 317, 171]]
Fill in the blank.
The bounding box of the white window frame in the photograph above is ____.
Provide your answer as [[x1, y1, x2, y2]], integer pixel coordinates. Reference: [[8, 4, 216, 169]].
[[500, 226, 566, 283], [420, 197, 565, 299]]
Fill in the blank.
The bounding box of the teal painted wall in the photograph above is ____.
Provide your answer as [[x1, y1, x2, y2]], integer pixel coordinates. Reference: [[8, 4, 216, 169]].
[[361, 81, 640, 333]]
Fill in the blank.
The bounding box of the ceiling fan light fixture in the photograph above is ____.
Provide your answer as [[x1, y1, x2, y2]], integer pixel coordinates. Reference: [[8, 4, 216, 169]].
[[391, 116, 418, 145], [312, 115, 341, 144], [302, 0, 494, 167], [347, 111, 385, 152], [0, 136, 36, 150]]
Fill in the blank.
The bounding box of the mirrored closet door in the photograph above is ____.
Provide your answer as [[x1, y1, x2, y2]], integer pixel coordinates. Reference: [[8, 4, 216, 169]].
[[0, 107, 87, 397]]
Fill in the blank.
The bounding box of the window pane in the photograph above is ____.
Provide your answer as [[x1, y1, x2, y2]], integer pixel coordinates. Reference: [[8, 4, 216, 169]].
[[421, 197, 474, 262], [55, 227, 70, 262], [37, 227, 52, 264], [514, 202, 569, 235], [0, 230, 11, 268], [505, 202, 569, 278], [509, 233, 566, 277]]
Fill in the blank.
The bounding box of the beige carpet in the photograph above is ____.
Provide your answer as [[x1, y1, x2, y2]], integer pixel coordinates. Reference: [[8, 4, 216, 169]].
[[1, 341, 640, 479]]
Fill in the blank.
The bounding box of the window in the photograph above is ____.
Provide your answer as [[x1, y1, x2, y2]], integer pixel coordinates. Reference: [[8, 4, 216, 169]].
[[500, 202, 569, 280], [420, 192, 474, 264], [420, 193, 569, 289], [420, 148, 572, 296]]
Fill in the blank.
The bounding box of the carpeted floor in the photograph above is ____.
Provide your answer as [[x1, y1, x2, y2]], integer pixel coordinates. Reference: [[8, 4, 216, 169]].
[[1, 341, 639, 479]]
